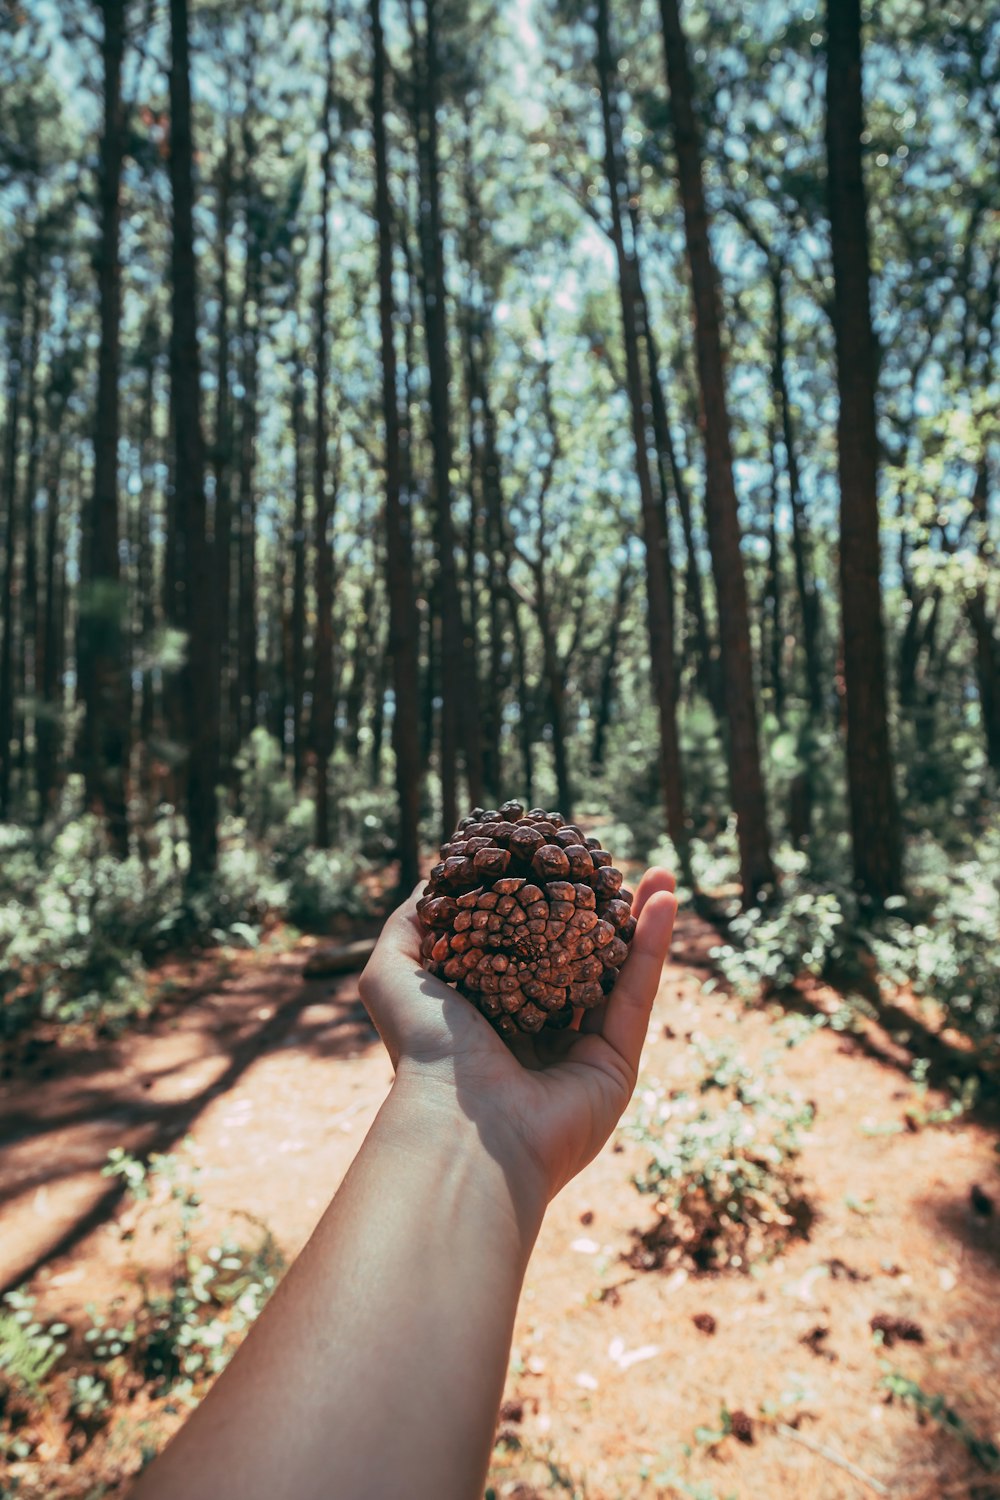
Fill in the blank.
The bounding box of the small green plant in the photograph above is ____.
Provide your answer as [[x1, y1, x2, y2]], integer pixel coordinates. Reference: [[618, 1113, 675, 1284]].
[[98, 1146, 285, 1394], [709, 874, 854, 1001], [67, 1372, 110, 1423], [0, 1291, 68, 1399], [881, 1366, 1000, 1472], [625, 1041, 814, 1272], [0, 750, 376, 1039], [703, 828, 1000, 1049], [903, 1061, 980, 1129]]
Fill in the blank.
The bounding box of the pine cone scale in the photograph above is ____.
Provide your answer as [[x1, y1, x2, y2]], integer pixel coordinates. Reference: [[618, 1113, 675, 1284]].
[[418, 804, 636, 1036]]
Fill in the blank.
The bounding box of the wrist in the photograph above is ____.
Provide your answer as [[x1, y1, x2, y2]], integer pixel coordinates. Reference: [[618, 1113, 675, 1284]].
[[385, 1068, 548, 1253]]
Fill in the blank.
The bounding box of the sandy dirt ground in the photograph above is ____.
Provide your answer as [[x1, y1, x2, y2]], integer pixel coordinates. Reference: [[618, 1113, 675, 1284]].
[[2, 908, 999, 1499]]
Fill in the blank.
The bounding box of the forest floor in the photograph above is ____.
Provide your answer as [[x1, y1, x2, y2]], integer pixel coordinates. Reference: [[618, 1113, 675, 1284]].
[[2, 900, 1000, 1500]]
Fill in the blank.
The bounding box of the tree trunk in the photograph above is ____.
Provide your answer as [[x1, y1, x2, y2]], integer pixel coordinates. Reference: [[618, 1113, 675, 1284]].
[[214, 129, 235, 782], [169, 0, 219, 880], [77, 0, 129, 855], [458, 149, 500, 803], [37, 366, 69, 819], [658, 0, 773, 902], [596, 0, 688, 871], [591, 560, 632, 769], [19, 284, 42, 788], [771, 261, 823, 718], [0, 270, 26, 818], [290, 303, 308, 790], [136, 344, 158, 823], [234, 208, 260, 749], [642, 310, 717, 709], [509, 595, 534, 808], [312, 0, 337, 848], [966, 457, 1000, 770], [478, 323, 513, 802], [764, 417, 784, 724], [373, 0, 421, 885], [825, 0, 901, 903], [412, 0, 468, 837], [344, 583, 373, 762], [515, 565, 573, 818]]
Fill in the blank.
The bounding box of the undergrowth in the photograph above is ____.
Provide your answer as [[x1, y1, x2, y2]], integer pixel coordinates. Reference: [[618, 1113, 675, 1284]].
[[702, 827, 1000, 1049], [0, 1145, 283, 1472], [625, 1037, 815, 1273], [0, 732, 380, 1038]]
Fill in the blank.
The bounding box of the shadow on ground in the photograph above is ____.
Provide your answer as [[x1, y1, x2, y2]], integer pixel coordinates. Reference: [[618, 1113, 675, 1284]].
[[0, 948, 380, 1293]]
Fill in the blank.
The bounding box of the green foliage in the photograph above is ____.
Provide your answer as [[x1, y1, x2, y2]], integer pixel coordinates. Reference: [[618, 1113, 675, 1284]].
[[709, 850, 854, 1001], [0, 1150, 284, 1472], [903, 1059, 980, 1129], [66, 1372, 110, 1424], [0, 1291, 68, 1400], [91, 1147, 284, 1394], [880, 1366, 1000, 1473], [869, 828, 1000, 1038], [626, 1040, 815, 1272], [706, 826, 1000, 1043], [0, 752, 373, 1038]]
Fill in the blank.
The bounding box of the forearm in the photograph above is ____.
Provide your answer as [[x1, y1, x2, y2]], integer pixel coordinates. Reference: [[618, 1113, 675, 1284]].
[[132, 1079, 545, 1500]]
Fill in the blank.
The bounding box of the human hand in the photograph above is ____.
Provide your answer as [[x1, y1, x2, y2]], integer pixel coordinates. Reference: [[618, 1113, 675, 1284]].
[[359, 867, 678, 1216]]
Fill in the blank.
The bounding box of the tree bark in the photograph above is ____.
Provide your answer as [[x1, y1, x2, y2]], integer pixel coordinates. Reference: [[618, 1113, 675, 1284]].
[[19, 281, 42, 785], [764, 416, 784, 724], [658, 0, 774, 902], [591, 560, 632, 770], [136, 340, 158, 823], [0, 269, 26, 818], [642, 309, 717, 709], [214, 128, 235, 781], [965, 457, 1000, 770], [344, 583, 374, 762], [312, 0, 337, 848], [509, 595, 535, 808], [596, 0, 688, 872], [290, 295, 308, 790], [825, 0, 902, 902], [412, 0, 468, 838], [169, 0, 220, 880], [474, 309, 514, 802], [37, 352, 72, 818], [78, 0, 129, 854], [373, 0, 422, 888], [234, 233, 260, 749], [771, 261, 823, 718]]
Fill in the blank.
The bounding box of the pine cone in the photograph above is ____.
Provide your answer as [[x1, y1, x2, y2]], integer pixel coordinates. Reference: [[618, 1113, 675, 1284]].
[[416, 801, 636, 1037]]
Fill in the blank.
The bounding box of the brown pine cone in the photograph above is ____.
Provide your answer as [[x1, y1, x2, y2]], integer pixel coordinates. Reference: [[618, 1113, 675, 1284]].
[[416, 801, 636, 1037]]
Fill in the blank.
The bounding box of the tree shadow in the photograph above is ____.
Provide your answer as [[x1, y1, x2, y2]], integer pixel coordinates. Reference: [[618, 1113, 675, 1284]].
[[923, 1188, 1000, 1272], [0, 954, 383, 1294], [678, 903, 1000, 1129]]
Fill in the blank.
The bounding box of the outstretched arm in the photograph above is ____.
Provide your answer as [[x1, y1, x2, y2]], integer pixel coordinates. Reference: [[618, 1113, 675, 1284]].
[[132, 869, 678, 1500]]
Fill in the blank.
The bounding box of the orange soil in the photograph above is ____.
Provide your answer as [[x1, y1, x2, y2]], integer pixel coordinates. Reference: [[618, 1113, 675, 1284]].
[[1, 909, 999, 1499]]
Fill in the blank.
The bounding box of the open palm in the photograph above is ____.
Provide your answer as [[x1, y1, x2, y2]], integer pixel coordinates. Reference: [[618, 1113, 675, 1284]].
[[359, 867, 678, 1203]]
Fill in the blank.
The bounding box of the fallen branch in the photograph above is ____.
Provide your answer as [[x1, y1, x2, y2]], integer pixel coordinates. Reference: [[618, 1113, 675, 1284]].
[[776, 1423, 889, 1496], [302, 939, 377, 978]]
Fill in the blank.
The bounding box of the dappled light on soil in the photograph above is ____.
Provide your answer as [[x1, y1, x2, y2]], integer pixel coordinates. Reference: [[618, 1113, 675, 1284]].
[[2, 910, 999, 1497]]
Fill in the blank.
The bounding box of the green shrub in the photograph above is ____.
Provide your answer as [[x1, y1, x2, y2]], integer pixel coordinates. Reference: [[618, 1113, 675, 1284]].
[[625, 1040, 815, 1273], [0, 1291, 68, 1400], [869, 827, 1000, 1038], [706, 830, 1000, 1044], [709, 851, 855, 1001], [94, 1146, 285, 1393], [0, 751, 376, 1037]]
